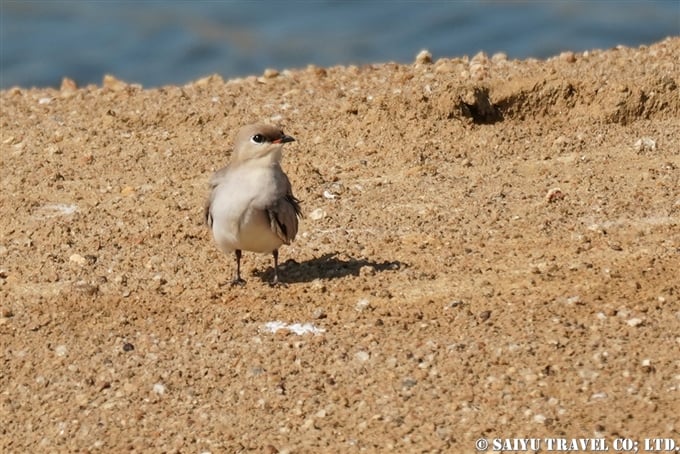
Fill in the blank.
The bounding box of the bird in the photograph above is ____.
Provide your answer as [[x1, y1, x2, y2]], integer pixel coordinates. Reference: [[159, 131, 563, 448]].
[[205, 123, 301, 286]]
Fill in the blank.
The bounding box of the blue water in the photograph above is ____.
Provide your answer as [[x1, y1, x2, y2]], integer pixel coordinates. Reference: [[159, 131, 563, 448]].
[[1, 0, 678, 89]]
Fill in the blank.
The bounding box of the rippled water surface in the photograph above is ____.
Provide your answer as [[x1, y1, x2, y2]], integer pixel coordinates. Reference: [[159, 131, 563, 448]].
[[1, 0, 678, 88]]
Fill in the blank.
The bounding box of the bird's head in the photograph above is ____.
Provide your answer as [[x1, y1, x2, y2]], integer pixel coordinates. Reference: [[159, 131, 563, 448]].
[[232, 123, 295, 163]]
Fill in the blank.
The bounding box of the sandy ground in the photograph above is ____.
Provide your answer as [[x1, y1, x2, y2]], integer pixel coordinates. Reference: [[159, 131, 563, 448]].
[[1, 37, 679, 453]]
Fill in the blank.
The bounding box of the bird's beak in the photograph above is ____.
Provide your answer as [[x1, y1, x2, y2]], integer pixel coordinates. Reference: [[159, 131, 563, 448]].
[[273, 135, 295, 144]]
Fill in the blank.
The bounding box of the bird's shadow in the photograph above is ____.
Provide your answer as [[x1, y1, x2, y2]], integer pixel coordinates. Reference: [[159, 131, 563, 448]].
[[254, 252, 405, 284]]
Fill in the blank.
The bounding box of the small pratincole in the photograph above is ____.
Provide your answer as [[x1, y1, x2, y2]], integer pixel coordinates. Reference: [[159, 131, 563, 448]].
[[205, 123, 301, 285]]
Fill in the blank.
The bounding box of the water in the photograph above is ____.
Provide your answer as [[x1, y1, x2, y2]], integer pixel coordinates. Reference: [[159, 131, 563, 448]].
[[1, 0, 678, 89]]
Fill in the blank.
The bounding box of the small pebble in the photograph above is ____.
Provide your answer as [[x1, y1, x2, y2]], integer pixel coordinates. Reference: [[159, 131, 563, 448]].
[[309, 208, 326, 220], [120, 186, 136, 197], [355, 351, 370, 362], [626, 317, 644, 327], [60, 77, 77, 92], [69, 253, 88, 266], [479, 310, 492, 322], [533, 414, 547, 424], [122, 342, 135, 352], [103, 74, 128, 90], [566, 295, 581, 305], [359, 265, 376, 277], [545, 187, 565, 203], [415, 49, 432, 65], [590, 391, 608, 400], [491, 52, 508, 63], [560, 51, 577, 63], [402, 378, 418, 389], [609, 242, 623, 251], [73, 280, 99, 296], [263, 68, 279, 78], [633, 137, 656, 151], [310, 279, 326, 292], [434, 61, 456, 73], [307, 64, 327, 78], [471, 51, 489, 64], [446, 300, 464, 309], [355, 298, 371, 311]]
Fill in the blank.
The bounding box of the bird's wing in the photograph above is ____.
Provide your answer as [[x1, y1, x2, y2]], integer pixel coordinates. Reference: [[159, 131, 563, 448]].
[[266, 192, 302, 245], [204, 194, 214, 227], [204, 164, 232, 227]]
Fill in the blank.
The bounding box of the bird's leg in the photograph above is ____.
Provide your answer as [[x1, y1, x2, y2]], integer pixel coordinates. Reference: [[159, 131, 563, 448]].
[[270, 249, 282, 286], [231, 249, 246, 286]]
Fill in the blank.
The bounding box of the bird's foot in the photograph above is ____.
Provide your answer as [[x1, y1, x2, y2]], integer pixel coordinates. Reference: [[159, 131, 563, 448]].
[[230, 277, 247, 287], [268, 277, 287, 288]]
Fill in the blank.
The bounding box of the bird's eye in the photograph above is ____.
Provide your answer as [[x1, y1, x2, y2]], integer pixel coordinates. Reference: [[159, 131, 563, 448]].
[[251, 134, 265, 144]]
